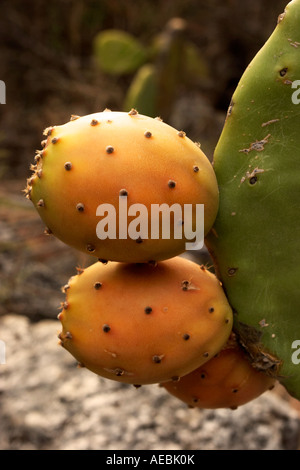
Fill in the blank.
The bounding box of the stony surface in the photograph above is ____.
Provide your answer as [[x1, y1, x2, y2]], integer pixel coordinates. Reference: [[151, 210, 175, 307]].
[[0, 314, 300, 451]]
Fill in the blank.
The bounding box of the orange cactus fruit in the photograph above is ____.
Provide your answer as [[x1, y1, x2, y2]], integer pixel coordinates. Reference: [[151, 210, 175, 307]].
[[26, 110, 219, 263], [58, 256, 233, 385], [161, 333, 276, 409]]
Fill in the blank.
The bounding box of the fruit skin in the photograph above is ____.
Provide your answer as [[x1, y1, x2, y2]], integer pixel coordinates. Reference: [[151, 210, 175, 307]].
[[206, 0, 300, 399], [161, 334, 276, 410], [58, 256, 233, 385], [26, 110, 219, 263]]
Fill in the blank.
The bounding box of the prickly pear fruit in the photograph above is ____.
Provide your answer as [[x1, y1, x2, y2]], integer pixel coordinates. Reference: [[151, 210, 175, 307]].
[[26, 110, 219, 263], [58, 256, 233, 385], [206, 0, 300, 399], [162, 334, 276, 409]]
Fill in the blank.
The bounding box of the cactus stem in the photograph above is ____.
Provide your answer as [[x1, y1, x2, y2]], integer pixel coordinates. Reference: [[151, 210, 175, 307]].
[[64, 162, 72, 171]]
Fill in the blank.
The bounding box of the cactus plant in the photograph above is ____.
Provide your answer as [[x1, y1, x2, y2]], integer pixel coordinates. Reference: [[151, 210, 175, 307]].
[[58, 256, 233, 385], [25, 110, 219, 263], [206, 0, 300, 400], [161, 333, 276, 410]]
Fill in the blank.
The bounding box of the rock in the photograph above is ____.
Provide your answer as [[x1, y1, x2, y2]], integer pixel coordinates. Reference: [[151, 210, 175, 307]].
[[0, 314, 299, 450]]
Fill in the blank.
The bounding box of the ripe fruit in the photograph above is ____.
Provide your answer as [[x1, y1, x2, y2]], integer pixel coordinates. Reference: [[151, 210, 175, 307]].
[[25, 110, 218, 263], [58, 256, 233, 385], [161, 334, 276, 409]]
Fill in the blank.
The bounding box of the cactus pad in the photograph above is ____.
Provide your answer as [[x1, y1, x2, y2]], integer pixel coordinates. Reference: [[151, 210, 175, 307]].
[[206, 0, 300, 400]]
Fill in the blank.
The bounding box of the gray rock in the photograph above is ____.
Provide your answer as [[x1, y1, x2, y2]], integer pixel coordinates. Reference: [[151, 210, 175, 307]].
[[0, 314, 299, 450]]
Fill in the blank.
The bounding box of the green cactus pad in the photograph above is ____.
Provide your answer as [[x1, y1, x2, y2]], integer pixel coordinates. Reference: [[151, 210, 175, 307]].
[[206, 0, 300, 400], [123, 64, 158, 117], [93, 29, 147, 75]]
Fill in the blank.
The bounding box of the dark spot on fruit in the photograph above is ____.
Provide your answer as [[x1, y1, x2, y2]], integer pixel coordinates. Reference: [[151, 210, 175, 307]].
[[86, 244, 96, 253], [94, 282, 102, 290], [193, 166, 199, 173], [232, 388, 239, 393], [144, 306, 152, 314], [177, 130, 186, 138], [65, 331, 72, 339], [98, 259, 108, 264], [64, 162, 72, 171], [183, 334, 190, 341], [152, 355, 163, 364], [37, 199, 45, 207], [51, 137, 59, 144], [90, 119, 99, 126], [133, 384, 142, 388], [70, 115, 80, 121], [44, 227, 52, 235], [168, 180, 176, 188], [200, 373, 206, 379], [209, 307, 214, 313], [136, 237, 143, 244], [119, 189, 128, 197], [106, 145, 114, 154], [144, 131, 152, 138], [203, 352, 209, 358], [115, 368, 124, 376], [181, 280, 190, 291], [192, 397, 199, 403], [76, 203, 85, 212], [102, 324, 111, 333], [171, 376, 180, 382]]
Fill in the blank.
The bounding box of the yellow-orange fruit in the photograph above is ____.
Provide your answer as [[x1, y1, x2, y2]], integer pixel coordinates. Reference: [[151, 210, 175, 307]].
[[26, 110, 219, 263], [58, 256, 233, 385], [161, 334, 276, 409]]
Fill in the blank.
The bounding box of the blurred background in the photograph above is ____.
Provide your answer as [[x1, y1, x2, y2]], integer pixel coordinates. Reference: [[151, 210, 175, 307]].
[[1, 0, 300, 451]]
